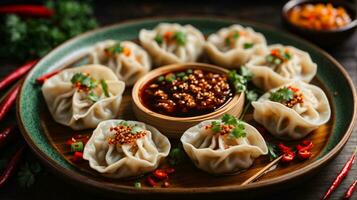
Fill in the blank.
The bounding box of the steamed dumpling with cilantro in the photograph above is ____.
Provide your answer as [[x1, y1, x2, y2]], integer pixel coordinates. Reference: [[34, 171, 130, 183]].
[[246, 44, 317, 91], [205, 24, 267, 68], [42, 65, 125, 130], [181, 114, 268, 174], [139, 23, 205, 65], [83, 120, 170, 178], [252, 81, 331, 140], [88, 40, 151, 86]]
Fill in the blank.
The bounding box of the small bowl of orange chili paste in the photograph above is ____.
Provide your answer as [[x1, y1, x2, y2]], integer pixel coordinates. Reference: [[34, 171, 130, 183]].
[[282, 0, 356, 46], [132, 63, 245, 138]]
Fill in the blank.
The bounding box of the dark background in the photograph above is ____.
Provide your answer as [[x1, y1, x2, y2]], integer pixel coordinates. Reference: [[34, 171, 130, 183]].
[[0, 0, 356, 199]]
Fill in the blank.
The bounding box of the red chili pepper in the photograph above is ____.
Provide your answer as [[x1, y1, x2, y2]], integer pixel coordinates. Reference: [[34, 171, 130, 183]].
[[0, 124, 17, 148], [0, 145, 25, 187], [0, 84, 21, 122], [322, 147, 357, 200], [0, 5, 54, 18], [278, 143, 291, 153], [70, 152, 83, 162], [165, 168, 175, 174], [153, 169, 168, 180], [36, 70, 60, 85], [344, 180, 357, 200], [0, 60, 38, 92], [297, 140, 313, 151], [146, 176, 157, 187], [281, 151, 295, 163], [297, 149, 312, 160]]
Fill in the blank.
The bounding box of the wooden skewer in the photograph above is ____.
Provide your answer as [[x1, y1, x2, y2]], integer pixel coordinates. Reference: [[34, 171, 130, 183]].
[[241, 155, 283, 186]]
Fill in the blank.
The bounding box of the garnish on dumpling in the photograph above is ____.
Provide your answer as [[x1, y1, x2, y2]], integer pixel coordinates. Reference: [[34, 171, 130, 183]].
[[246, 44, 317, 91], [252, 81, 331, 140], [205, 24, 268, 68], [139, 23, 205, 65], [83, 120, 170, 178], [42, 65, 125, 130], [181, 114, 268, 174], [88, 40, 151, 86]]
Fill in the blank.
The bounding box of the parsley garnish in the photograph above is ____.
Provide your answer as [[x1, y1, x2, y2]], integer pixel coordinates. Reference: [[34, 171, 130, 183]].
[[168, 147, 185, 166], [100, 79, 109, 97], [230, 125, 246, 138], [107, 42, 123, 55], [269, 87, 294, 102], [131, 126, 144, 134], [157, 76, 165, 82], [88, 91, 99, 102], [154, 34, 163, 44], [221, 113, 239, 126], [17, 161, 42, 188], [243, 43, 254, 49], [173, 31, 187, 46], [71, 73, 97, 90], [211, 121, 221, 133], [0, 0, 98, 61]]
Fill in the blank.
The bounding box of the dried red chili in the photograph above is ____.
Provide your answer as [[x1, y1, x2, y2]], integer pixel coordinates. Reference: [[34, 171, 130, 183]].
[[0, 145, 25, 187], [0, 84, 21, 122], [278, 143, 291, 154], [322, 147, 357, 200], [146, 176, 157, 187], [70, 152, 83, 162], [0, 60, 37, 92], [36, 70, 60, 84], [297, 140, 313, 151], [0, 5, 54, 18], [344, 180, 357, 200], [0, 124, 17, 148], [281, 151, 295, 163], [153, 169, 168, 180]]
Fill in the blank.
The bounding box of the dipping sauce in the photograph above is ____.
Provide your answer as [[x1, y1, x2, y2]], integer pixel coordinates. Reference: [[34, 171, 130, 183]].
[[288, 3, 352, 30], [140, 68, 234, 117]]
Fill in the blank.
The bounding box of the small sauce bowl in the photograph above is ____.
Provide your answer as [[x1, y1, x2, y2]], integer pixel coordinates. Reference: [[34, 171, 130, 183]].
[[282, 0, 357, 46], [132, 63, 245, 138]]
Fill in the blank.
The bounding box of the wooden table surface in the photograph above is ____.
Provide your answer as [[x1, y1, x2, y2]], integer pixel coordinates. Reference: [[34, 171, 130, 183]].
[[0, 1, 356, 199]]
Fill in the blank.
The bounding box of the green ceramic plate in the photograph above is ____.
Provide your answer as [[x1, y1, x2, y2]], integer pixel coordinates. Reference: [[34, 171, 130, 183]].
[[17, 17, 356, 195]]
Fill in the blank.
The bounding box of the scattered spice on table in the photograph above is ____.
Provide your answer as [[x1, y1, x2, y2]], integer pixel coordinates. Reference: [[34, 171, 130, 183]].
[[322, 146, 357, 200]]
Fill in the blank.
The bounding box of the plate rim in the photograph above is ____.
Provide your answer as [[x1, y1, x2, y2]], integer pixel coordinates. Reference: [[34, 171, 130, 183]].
[[16, 16, 357, 194]]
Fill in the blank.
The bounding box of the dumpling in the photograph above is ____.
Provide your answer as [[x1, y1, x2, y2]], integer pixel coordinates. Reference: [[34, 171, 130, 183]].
[[181, 115, 268, 174], [139, 23, 205, 65], [42, 64, 125, 130], [252, 81, 331, 140], [88, 40, 151, 86], [246, 44, 317, 91], [205, 24, 267, 68], [83, 120, 170, 178]]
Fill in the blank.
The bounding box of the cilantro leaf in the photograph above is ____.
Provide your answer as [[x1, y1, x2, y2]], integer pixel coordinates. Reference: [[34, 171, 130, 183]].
[[211, 121, 221, 133], [88, 91, 99, 102], [100, 80, 110, 97], [221, 114, 239, 126], [173, 31, 187, 46], [243, 43, 254, 49], [107, 42, 123, 55], [246, 90, 258, 102], [131, 126, 144, 134], [240, 66, 253, 81], [154, 34, 163, 44], [168, 147, 185, 166], [228, 70, 247, 93], [269, 87, 294, 102], [230, 124, 246, 138], [71, 73, 97, 89]]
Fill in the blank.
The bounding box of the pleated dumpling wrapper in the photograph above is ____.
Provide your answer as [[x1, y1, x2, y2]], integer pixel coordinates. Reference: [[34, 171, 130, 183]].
[[139, 23, 205, 65], [88, 40, 151, 86], [42, 65, 125, 130], [181, 114, 268, 174], [83, 120, 170, 178], [246, 44, 317, 91], [252, 81, 331, 140], [205, 24, 267, 68]]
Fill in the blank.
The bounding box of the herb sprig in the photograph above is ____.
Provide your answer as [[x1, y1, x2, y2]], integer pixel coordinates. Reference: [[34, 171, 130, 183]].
[[0, 0, 98, 61], [210, 114, 247, 139], [269, 87, 294, 102]]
